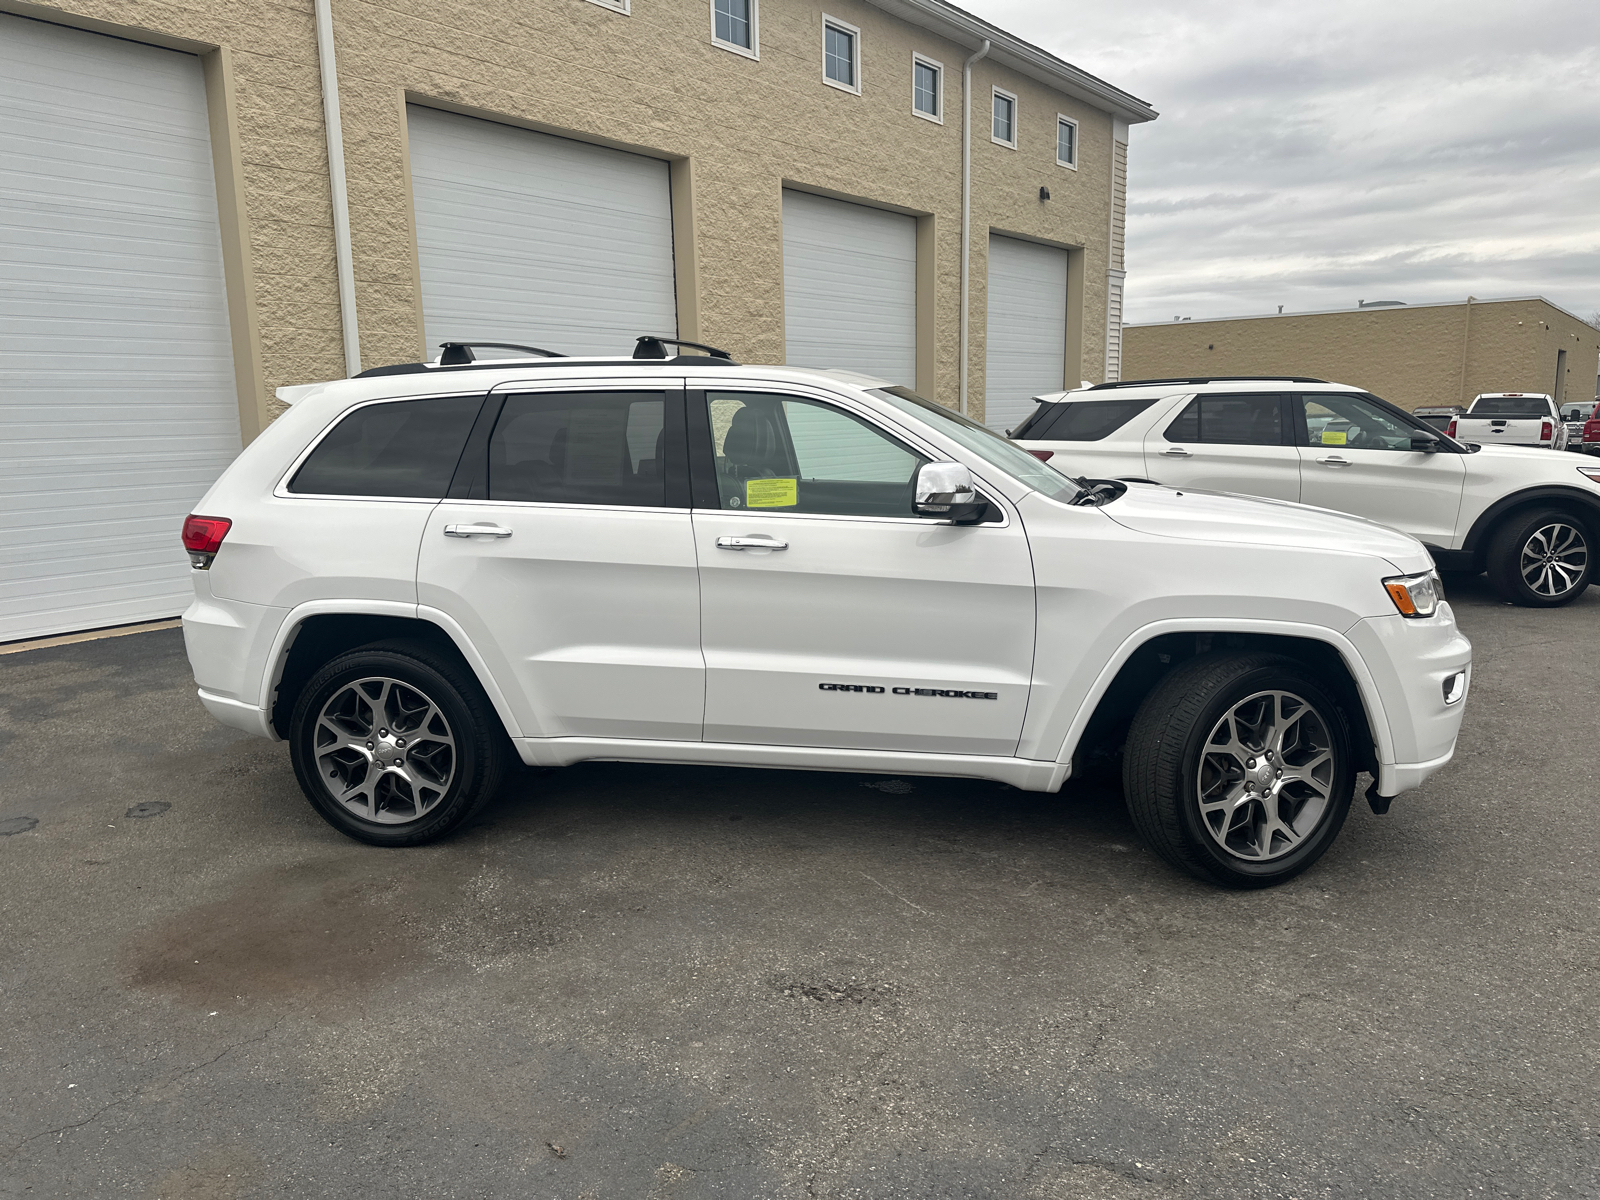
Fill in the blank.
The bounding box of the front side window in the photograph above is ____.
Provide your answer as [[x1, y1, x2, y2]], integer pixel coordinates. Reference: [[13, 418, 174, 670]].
[[992, 90, 1016, 146], [712, 0, 755, 53], [289, 395, 482, 497], [1165, 394, 1285, 445], [706, 392, 924, 517], [1056, 116, 1078, 167], [913, 57, 941, 120], [823, 19, 858, 90], [489, 392, 668, 506], [1299, 394, 1425, 452]]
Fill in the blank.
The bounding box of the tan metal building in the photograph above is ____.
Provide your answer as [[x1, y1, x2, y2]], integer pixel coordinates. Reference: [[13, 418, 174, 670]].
[[1122, 297, 1599, 413], [0, 0, 1153, 641]]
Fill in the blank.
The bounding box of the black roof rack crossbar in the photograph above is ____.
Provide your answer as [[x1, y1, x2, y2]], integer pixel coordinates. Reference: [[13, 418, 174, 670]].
[[635, 335, 735, 361], [1088, 375, 1329, 390], [353, 355, 741, 379], [438, 341, 565, 364]]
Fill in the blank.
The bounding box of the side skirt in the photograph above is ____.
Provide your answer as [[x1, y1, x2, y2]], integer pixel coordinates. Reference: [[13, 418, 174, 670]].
[[513, 737, 1072, 793]]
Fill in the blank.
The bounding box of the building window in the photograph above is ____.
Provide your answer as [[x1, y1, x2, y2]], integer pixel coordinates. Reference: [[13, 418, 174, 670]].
[[711, 0, 757, 57], [583, 0, 630, 12], [822, 16, 860, 93], [912, 54, 942, 122], [992, 88, 1017, 147], [1056, 115, 1078, 168]]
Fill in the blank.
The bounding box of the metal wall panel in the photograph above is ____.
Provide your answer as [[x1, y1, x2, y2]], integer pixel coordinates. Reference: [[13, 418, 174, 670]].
[[985, 234, 1068, 431]]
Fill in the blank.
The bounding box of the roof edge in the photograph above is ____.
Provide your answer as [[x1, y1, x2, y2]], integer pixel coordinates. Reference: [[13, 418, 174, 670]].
[[863, 0, 1157, 124], [1125, 295, 1594, 329]]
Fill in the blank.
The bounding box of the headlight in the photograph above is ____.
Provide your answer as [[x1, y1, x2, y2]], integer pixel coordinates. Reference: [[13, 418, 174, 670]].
[[1383, 570, 1443, 618]]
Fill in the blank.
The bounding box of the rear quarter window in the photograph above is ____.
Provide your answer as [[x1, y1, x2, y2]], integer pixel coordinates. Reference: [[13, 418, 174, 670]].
[[289, 395, 483, 497], [1015, 398, 1156, 441]]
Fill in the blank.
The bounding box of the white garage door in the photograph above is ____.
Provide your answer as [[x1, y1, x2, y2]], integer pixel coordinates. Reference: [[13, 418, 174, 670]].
[[985, 235, 1069, 431], [407, 106, 677, 359], [0, 16, 241, 643], [782, 190, 916, 386]]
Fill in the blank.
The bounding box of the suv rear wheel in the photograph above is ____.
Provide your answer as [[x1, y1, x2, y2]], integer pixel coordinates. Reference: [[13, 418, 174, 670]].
[[289, 640, 511, 846], [1485, 508, 1592, 607], [1122, 652, 1355, 888]]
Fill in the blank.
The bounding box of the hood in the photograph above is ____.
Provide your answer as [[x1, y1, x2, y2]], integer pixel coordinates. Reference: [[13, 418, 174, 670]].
[[1101, 483, 1431, 571]]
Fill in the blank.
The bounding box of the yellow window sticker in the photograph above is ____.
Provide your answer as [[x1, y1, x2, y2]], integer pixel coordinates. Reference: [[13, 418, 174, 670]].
[[1321, 430, 1348, 445], [745, 477, 798, 508]]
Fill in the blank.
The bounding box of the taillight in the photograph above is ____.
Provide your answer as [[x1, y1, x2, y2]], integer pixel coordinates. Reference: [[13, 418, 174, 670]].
[[1027, 449, 1054, 462], [1541, 420, 1553, 441], [182, 515, 231, 569], [1444, 419, 1457, 438]]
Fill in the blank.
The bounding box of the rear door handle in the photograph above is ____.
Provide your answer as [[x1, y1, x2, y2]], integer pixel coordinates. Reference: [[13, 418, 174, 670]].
[[716, 535, 788, 551], [1160, 447, 1193, 458], [1317, 456, 1351, 466], [444, 523, 513, 538]]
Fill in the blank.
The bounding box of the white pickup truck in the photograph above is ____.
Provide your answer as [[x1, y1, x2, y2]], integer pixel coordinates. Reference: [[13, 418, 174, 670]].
[[1453, 393, 1566, 450]]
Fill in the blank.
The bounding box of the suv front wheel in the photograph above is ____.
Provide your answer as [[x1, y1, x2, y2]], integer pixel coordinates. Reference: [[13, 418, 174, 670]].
[[1484, 508, 1592, 607], [289, 641, 511, 846], [1123, 652, 1356, 888]]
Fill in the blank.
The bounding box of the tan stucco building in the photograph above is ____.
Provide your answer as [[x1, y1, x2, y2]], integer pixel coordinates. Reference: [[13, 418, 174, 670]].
[[1123, 297, 1599, 412], [0, 0, 1153, 641]]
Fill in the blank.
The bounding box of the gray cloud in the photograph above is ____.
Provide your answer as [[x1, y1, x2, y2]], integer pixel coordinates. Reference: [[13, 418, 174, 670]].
[[964, 0, 1600, 324]]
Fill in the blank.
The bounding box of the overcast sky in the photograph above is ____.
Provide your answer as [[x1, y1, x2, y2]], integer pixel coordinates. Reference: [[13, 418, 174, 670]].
[[963, 0, 1600, 326]]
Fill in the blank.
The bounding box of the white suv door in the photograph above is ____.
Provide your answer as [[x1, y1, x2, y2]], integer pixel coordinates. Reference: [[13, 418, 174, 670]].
[[1142, 392, 1302, 501], [1295, 393, 1466, 546], [417, 384, 704, 741], [688, 387, 1036, 756]]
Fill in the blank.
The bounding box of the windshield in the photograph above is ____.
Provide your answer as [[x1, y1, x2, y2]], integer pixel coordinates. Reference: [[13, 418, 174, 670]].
[[870, 386, 1082, 501]]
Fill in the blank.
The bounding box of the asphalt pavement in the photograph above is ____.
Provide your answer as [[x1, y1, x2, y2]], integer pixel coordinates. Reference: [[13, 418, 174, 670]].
[[1, 574, 1596, 1198]]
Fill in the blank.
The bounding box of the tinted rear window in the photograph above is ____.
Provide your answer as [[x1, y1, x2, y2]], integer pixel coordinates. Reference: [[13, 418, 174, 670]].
[[1017, 398, 1156, 441], [289, 395, 483, 497], [489, 392, 668, 507], [1469, 397, 1549, 417]]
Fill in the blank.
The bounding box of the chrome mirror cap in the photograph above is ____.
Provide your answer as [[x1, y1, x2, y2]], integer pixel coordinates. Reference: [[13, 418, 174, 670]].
[[914, 461, 977, 512]]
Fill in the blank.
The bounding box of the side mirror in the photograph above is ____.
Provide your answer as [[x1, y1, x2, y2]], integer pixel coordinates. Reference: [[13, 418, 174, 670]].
[[1411, 432, 1441, 452], [914, 462, 986, 523]]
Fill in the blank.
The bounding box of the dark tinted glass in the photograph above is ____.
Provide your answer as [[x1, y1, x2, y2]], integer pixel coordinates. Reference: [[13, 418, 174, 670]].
[[289, 395, 482, 497], [1165, 394, 1282, 445], [1470, 397, 1549, 417], [489, 392, 667, 506], [1025, 398, 1156, 441]]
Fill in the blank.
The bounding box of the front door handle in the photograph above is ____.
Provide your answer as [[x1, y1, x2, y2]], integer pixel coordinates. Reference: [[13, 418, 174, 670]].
[[1317, 456, 1351, 467], [1160, 447, 1193, 458], [444, 523, 513, 538], [716, 535, 788, 551]]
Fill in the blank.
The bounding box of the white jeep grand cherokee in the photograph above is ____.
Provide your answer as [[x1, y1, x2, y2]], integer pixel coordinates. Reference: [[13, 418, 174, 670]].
[[1013, 377, 1600, 607], [181, 342, 1471, 887]]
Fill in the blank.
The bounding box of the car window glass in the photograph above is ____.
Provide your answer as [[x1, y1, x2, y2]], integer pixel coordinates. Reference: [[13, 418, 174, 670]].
[[1469, 397, 1548, 417], [1164, 394, 1282, 445], [705, 392, 926, 517], [289, 395, 482, 497], [489, 392, 667, 506], [1300, 394, 1419, 451], [1026, 398, 1157, 441]]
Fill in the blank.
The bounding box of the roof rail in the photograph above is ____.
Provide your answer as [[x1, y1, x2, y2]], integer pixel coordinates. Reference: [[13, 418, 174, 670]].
[[438, 341, 564, 364], [1087, 375, 1330, 390], [635, 335, 734, 361]]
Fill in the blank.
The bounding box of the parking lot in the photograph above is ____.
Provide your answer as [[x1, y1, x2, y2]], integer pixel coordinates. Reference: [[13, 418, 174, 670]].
[[1, 574, 1595, 1199]]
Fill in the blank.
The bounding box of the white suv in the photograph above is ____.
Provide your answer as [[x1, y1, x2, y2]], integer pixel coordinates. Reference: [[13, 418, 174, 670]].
[[1014, 377, 1600, 607], [182, 343, 1471, 887]]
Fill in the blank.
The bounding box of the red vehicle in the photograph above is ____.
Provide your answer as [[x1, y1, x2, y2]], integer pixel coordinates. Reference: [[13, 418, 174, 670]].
[[1582, 402, 1600, 456]]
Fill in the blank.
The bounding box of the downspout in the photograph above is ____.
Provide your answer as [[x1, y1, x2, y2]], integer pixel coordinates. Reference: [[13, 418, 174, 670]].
[[314, 0, 361, 376], [959, 39, 990, 418]]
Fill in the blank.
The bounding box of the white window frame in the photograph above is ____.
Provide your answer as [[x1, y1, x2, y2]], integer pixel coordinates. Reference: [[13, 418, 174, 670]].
[[911, 52, 943, 123], [583, 0, 630, 12], [991, 86, 1018, 149], [1055, 113, 1079, 169], [710, 0, 759, 60], [821, 15, 862, 95]]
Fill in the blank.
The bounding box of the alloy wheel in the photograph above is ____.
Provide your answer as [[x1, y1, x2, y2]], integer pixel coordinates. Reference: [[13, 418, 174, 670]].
[[1196, 690, 1335, 862], [313, 676, 457, 824], [1519, 522, 1588, 599]]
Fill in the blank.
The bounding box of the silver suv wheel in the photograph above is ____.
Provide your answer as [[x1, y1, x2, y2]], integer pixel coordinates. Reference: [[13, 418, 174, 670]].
[[314, 676, 457, 825], [1519, 520, 1588, 599]]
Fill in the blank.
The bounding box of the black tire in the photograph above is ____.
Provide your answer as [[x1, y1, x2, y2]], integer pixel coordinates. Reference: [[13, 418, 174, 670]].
[[289, 639, 511, 846], [1484, 508, 1593, 607], [1122, 652, 1356, 888]]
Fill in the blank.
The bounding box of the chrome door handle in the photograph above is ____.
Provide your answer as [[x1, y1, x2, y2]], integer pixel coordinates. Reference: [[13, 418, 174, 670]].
[[444, 523, 513, 538], [716, 535, 788, 551], [1161, 447, 1193, 457], [1317, 456, 1351, 466]]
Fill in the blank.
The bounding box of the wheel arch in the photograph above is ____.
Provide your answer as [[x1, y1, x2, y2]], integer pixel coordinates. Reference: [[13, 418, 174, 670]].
[[1059, 622, 1389, 781], [1460, 486, 1600, 562]]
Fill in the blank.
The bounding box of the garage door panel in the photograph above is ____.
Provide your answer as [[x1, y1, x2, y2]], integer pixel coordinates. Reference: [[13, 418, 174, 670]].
[[0, 15, 240, 642], [782, 190, 917, 387], [985, 235, 1069, 432], [407, 105, 676, 358]]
